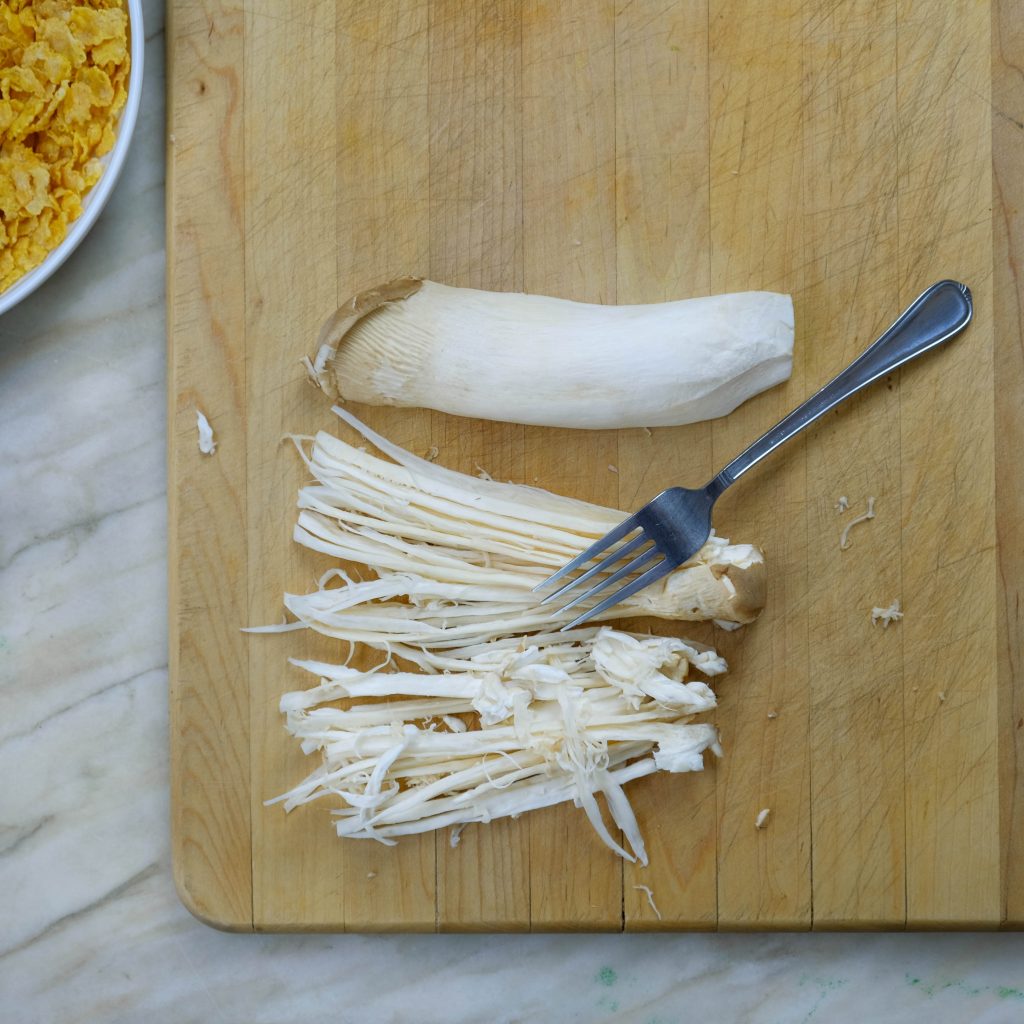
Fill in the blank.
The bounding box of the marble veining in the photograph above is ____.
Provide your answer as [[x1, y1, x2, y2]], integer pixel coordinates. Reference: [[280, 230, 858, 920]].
[[1, 2, 1023, 1021]]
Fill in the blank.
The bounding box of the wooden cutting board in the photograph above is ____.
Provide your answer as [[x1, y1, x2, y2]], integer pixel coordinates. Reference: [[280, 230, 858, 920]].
[[168, 0, 1024, 931]]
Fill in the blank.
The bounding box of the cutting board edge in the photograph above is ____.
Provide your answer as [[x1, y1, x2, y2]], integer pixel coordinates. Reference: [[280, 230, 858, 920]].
[[166, 0, 1018, 934], [166, 0, 255, 934]]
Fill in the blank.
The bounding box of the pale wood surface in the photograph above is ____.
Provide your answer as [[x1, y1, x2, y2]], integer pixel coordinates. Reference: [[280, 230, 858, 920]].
[[802, 1, 904, 927], [993, 0, 1024, 928], [707, 0, 812, 930], [168, 0, 1014, 930], [896, 3, 998, 926], [167, 0, 251, 930]]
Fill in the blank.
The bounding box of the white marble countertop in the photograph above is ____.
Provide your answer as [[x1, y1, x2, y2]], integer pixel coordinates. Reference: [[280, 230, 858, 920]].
[[2, 2, 1024, 1021]]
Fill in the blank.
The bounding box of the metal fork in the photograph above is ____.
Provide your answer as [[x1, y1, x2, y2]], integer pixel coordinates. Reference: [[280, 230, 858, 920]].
[[536, 279, 974, 630]]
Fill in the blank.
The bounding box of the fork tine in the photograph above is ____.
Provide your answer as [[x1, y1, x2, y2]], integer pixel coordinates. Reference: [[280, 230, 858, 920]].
[[531, 513, 640, 592], [560, 558, 675, 631], [538, 533, 650, 606], [557, 546, 660, 615]]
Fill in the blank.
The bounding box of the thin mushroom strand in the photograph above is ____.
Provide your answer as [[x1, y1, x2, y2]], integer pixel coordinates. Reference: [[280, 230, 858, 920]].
[[250, 407, 767, 652], [270, 626, 725, 862]]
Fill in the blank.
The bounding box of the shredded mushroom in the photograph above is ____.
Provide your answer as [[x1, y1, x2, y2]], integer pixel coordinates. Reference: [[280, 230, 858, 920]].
[[839, 496, 875, 550], [634, 884, 663, 920], [871, 599, 903, 628], [261, 410, 770, 860], [196, 410, 216, 455], [269, 626, 726, 863], [253, 407, 768, 652]]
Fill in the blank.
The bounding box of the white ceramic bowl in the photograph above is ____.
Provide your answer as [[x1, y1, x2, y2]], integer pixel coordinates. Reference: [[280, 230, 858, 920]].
[[0, 0, 145, 317]]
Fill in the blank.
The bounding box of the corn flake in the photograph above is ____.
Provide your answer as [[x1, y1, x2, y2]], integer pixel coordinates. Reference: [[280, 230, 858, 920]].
[[0, 0, 129, 294]]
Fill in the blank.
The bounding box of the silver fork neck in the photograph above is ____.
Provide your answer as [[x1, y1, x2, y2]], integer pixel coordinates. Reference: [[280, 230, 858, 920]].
[[704, 473, 731, 502]]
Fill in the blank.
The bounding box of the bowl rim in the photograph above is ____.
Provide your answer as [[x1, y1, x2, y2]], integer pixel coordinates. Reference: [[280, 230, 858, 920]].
[[0, 0, 146, 318]]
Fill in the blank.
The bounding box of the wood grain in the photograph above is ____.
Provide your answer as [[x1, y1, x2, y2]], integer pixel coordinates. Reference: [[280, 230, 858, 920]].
[[167, 0, 251, 930], [896, 0, 999, 927], [802, 0, 905, 929], [169, 0, 1013, 930], [708, 0, 811, 930], [993, 0, 1024, 927]]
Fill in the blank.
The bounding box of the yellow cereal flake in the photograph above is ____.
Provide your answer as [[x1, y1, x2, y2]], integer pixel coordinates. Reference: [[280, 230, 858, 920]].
[[0, 0, 129, 293]]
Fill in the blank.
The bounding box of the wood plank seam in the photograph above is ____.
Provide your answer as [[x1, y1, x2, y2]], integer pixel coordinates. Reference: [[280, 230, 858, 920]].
[[518, 1, 532, 937], [706, 0, 719, 934], [895, 0, 909, 935], [993, 0, 1024, 928], [240, 0, 253, 935]]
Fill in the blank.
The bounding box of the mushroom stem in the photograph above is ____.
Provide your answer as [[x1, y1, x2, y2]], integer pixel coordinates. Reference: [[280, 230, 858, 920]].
[[306, 278, 794, 430]]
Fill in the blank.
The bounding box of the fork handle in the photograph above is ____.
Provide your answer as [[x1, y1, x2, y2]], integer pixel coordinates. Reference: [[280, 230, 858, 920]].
[[706, 279, 973, 497]]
